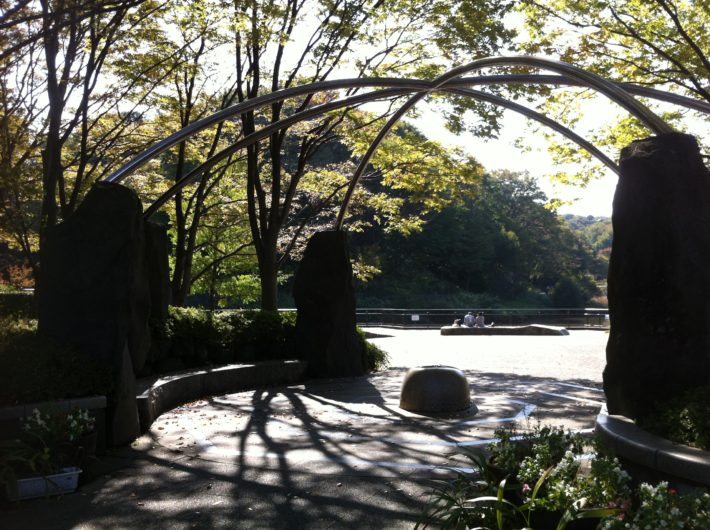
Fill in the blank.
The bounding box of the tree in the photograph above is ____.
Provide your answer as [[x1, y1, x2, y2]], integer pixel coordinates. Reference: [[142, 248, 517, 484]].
[[0, 0, 184, 286], [519, 0, 709, 103], [515, 0, 709, 185], [227, 0, 516, 310], [0, 9, 45, 279]]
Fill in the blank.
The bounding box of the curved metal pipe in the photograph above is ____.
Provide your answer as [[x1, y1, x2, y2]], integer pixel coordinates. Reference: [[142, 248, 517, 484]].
[[463, 57, 675, 134], [142, 87, 412, 218], [334, 56, 674, 228], [144, 83, 619, 219], [105, 70, 702, 186], [450, 87, 619, 174]]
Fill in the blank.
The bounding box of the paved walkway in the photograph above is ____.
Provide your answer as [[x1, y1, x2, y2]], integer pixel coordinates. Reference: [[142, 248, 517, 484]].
[[1, 329, 608, 529]]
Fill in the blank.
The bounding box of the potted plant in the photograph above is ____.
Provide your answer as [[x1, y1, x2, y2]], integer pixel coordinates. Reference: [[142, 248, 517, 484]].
[[0, 438, 82, 501], [0, 407, 96, 501], [21, 407, 97, 470]]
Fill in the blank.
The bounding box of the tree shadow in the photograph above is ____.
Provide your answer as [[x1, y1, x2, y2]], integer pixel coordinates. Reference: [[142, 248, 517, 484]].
[[0, 370, 607, 529]]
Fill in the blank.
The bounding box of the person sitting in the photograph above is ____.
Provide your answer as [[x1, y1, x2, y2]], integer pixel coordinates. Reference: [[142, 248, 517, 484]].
[[463, 311, 475, 327], [453, 319, 462, 327], [475, 312, 495, 327]]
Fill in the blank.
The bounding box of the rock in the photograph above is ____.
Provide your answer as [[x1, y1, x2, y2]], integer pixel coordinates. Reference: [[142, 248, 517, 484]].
[[440, 324, 569, 336], [604, 133, 710, 419], [399, 366, 474, 414], [293, 231, 365, 377], [144, 221, 171, 322], [110, 343, 141, 445], [38, 182, 153, 445]]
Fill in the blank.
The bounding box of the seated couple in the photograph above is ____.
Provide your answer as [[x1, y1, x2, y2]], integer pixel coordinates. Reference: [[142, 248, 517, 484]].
[[463, 311, 494, 328]]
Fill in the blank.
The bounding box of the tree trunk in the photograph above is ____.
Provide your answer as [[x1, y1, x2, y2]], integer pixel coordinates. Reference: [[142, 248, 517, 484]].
[[259, 237, 279, 311]]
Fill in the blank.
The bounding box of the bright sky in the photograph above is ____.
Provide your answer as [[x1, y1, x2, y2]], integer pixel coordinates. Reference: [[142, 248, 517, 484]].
[[403, 91, 708, 218], [411, 102, 619, 217]]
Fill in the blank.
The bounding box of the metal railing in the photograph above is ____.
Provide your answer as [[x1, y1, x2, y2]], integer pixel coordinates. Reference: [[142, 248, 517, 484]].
[[355, 308, 609, 329]]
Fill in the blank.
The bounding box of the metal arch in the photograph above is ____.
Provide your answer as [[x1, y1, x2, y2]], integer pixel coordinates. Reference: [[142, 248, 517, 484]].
[[143, 82, 620, 219], [334, 56, 675, 228], [142, 87, 412, 218], [444, 56, 675, 134], [452, 75, 710, 115], [449, 87, 619, 174], [104, 72, 704, 187]]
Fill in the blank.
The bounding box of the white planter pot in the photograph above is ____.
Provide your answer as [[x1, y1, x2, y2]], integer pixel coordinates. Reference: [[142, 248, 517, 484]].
[[9, 467, 82, 501]]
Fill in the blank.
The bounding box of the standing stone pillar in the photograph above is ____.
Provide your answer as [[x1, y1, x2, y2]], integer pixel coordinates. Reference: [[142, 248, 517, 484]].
[[604, 133, 710, 419], [145, 221, 171, 322], [293, 230, 365, 377], [39, 182, 153, 446]]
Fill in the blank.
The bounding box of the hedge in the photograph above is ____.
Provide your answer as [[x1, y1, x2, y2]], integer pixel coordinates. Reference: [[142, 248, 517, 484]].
[[0, 292, 35, 318]]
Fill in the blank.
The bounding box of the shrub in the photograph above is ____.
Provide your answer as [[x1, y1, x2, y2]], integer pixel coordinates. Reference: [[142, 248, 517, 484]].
[[357, 328, 390, 372], [148, 307, 299, 372], [637, 384, 710, 450], [419, 422, 710, 530], [149, 307, 389, 375], [418, 426, 623, 529], [226, 310, 297, 362], [0, 318, 113, 406], [164, 306, 232, 365], [0, 292, 34, 319]]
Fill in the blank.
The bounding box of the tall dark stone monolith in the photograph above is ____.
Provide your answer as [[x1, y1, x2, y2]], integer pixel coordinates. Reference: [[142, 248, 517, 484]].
[[293, 230, 365, 377], [145, 221, 171, 322], [39, 182, 154, 446], [604, 133, 710, 419]]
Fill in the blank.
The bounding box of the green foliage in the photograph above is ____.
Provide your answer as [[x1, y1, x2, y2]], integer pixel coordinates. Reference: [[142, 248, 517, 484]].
[[357, 328, 390, 372], [150, 307, 299, 371], [0, 319, 113, 407], [227, 310, 298, 362], [0, 438, 54, 499], [0, 292, 34, 318], [489, 424, 585, 483], [600, 482, 710, 530], [22, 407, 95, 445], [515, 0, 710, 184], [354, 172, 603, 307], [424, 423, 710, 529], [162, 306, 232, 363], [518, 0, 709, 102], [563, 215, 613, 253], [419, 425, 633, 529], [150, 307, 389, 374], [637, 384, 710, 451], [549, 276, 590, 308]]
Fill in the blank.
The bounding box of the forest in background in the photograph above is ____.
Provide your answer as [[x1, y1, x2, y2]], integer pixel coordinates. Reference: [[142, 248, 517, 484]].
[[349, 180, 613, 309]]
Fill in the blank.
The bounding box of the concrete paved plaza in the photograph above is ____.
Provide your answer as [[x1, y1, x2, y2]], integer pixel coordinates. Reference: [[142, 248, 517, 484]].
[[1, 329, 608, 529]]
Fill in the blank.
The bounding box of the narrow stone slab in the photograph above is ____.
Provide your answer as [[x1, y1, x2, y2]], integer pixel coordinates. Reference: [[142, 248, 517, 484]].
[[440, 324, 569, 336]]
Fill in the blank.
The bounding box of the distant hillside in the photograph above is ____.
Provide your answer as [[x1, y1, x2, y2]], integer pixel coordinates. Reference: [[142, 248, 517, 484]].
[[562, 214, 612, 255]]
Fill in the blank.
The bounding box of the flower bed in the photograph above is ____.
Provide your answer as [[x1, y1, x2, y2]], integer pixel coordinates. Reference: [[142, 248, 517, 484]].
[[418, 424, 710, 529]]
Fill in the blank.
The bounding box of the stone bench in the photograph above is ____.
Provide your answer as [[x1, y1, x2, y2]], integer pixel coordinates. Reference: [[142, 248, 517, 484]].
[[440, 324, 569, 336], [136, 360, 307, 432], [595, 407, 710, 488]]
